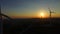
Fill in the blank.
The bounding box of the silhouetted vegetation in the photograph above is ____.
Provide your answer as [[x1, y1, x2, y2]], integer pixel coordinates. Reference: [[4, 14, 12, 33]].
[[2, 18, 60, 34]]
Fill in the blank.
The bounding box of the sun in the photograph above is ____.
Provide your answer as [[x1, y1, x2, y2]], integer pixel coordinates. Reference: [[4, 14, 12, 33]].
[[39, 12, 45, 18], [40, 13, 44, 17], [37, 9, 49, 18]]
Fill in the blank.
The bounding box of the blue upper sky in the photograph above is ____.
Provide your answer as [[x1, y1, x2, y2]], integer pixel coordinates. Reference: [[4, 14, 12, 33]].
[[1, 0, 60, 18]]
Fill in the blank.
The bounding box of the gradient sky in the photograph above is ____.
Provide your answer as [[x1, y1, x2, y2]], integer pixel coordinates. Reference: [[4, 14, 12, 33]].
[[1, 0, 60, 18]]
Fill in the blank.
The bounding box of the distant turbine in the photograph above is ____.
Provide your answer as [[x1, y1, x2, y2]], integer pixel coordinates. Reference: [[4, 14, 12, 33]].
[[48, 8, 55, 18]]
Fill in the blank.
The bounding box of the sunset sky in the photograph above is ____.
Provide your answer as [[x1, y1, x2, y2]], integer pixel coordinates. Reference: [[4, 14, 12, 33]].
[[1, 0, 60, 18]]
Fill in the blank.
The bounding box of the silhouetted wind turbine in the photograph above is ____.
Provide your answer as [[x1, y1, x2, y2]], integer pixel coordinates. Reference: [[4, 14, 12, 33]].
[[0, 6, 12, 20], [48, 8, 55, 19]]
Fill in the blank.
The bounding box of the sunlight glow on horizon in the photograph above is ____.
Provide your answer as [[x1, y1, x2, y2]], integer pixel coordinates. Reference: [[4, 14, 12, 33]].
[[40, 12, 45, 18], [37, 9, 49, 18], [10, 9, 49, 18]]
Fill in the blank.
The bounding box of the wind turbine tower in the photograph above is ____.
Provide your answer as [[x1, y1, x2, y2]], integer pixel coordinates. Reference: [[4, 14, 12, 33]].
[[48, 8, 55, 19], [0, 6, 2, 20]]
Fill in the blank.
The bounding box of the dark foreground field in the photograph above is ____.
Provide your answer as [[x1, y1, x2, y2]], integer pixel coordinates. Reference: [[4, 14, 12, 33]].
[[2, 18, 60, 34]]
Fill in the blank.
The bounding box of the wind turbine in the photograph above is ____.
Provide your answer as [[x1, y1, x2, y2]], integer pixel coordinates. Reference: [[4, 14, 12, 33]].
[[48, 8, 55, 19], [0, 6, 12, 20]]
